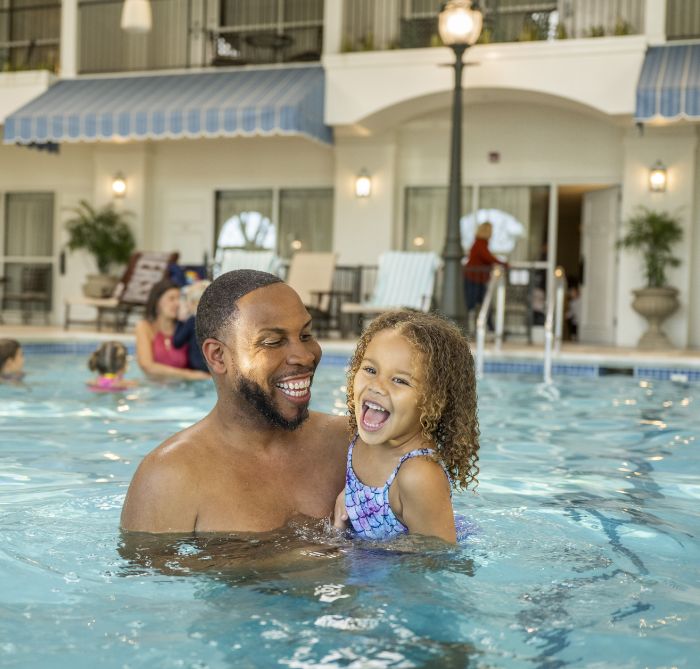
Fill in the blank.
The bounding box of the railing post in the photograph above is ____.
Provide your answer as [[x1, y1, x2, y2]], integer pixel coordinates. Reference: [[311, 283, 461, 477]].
[[323, 0, 343, 55], [60, 0, 79, 77], [554, 272, 565, 354], [495, 269, 505, 352], [644, 0, 666, 45]]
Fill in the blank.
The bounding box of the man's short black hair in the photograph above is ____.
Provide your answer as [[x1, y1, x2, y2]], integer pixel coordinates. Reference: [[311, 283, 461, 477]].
[[195, 269, 283, 349]]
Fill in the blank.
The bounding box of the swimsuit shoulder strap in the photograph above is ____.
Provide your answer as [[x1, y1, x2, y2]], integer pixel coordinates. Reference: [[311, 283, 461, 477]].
[[346, 433, 359, 468], [386, 448, 437, 487]]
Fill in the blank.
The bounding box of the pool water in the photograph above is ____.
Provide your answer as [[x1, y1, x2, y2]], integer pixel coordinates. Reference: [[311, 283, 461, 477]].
[[1, 352, 699, 668]]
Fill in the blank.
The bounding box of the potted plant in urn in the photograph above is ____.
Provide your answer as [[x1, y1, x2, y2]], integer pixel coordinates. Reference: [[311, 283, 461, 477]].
[[617, 207, 683, 349], [65, 200, 136, 298]]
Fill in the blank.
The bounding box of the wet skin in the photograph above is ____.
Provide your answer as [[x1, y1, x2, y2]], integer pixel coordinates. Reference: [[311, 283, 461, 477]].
[[120, 282, 348, 534]]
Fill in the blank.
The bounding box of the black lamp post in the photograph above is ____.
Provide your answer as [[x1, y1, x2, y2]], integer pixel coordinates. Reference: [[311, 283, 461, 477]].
[[438, 0, 483, 328]]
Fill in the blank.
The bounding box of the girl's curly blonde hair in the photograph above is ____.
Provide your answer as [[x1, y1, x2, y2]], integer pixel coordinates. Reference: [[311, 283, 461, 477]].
[[347, 310, 480, 490]]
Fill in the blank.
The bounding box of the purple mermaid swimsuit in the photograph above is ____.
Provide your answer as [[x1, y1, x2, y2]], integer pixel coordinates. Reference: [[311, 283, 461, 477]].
[[344, 434, 449, 541]]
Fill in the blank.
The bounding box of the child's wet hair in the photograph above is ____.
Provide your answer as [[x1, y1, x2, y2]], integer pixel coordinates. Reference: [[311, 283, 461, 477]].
[[346, 310, 480, 490], [88, 341, 129, 375], [0, 338, 21, 371]]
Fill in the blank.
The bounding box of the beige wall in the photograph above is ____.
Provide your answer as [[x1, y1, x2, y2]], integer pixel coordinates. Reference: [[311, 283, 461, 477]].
[[618, 126, 698, 349]]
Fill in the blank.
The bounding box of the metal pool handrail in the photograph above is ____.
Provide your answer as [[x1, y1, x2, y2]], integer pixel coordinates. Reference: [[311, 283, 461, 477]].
[[543, 266, 567, 384], [475, 266, 504, 378]]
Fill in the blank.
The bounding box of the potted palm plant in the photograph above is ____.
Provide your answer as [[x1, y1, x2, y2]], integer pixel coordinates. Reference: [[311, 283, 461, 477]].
[[65, 200, 136, 298], [617, 207, 683, 349]]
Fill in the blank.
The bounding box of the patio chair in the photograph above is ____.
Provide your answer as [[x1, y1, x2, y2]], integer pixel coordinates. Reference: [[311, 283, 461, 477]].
[[340, 251, 441, 334], [64, 251, 178, 331], [2, 265, 52, 324], [213, 248, 283, 278], [285, 252, 337, 335]]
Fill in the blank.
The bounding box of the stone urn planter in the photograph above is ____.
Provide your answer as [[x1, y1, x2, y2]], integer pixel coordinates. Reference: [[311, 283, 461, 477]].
[[631, 286, 679, 349], [618, 207, 684, 351]]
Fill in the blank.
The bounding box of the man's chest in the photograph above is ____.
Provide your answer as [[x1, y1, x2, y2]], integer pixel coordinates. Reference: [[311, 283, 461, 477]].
[[192, 458, 339, 533]]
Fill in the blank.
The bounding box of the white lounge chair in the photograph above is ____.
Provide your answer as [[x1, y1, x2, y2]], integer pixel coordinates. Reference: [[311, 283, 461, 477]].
[[285, 252, 337, 334], [213, 249, 283, 278], [341, 251, 441, 332]]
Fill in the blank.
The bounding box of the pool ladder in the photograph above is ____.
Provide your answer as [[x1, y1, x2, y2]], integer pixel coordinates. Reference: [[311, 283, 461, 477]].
[[475, 264, 566, 384]]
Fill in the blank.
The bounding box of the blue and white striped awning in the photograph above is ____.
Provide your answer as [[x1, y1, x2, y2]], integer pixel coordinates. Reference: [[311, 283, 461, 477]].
[[3, 65, 332, 146], [636, 44, 700, 122]]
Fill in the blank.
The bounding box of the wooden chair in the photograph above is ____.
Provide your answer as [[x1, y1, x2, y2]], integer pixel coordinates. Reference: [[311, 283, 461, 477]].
[[64, 251, 178, 331], [2, 265, 52, 324]]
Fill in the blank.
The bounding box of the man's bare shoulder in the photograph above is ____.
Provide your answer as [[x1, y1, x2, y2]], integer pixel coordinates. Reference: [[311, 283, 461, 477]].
[[306, 411, 350, 445], [120, 420, 211, 532]]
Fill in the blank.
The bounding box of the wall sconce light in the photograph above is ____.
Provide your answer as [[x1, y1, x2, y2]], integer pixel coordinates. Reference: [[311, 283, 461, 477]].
[[355, 170, 372, 198], [111, 173, 127, 197], [121, 0, 152, 34], [649, 160, 667, 192]]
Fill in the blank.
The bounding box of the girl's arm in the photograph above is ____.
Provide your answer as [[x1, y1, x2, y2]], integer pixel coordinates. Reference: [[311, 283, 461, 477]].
[[333, 489, 349, 530], [135, 320, 209, 381], [393, 458, 457, 544]]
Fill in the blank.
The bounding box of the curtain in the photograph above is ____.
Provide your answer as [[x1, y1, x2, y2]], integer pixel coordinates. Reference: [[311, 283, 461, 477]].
[[278, 188, 333, 259], [404, 186, 472, 253], [4, 192, 54, 257], [478, 186, 533, 262]]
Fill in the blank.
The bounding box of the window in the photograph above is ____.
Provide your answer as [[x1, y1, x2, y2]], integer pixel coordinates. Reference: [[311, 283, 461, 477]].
[[214, 187, 334, 258], [404, 186, 473, 253], [477, 185, 549, 262], [2, 192, 55, 314], [278, 188, 333, 259], [215, 190, 274, 250]]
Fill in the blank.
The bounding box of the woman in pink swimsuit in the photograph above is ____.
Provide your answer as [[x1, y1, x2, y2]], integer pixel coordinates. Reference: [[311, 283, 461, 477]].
[[135, 280, 210, 381]]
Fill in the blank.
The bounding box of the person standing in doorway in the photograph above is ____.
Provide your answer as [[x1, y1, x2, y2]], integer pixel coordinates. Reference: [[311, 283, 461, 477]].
[[463, 222, 507, 331]]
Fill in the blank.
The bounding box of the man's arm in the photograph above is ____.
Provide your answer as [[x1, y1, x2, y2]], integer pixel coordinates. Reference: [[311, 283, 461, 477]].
[[120, 446, 199, 533]]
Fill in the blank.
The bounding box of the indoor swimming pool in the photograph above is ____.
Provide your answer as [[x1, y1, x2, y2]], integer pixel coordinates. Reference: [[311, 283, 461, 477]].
[[0, 348, 698, 668]]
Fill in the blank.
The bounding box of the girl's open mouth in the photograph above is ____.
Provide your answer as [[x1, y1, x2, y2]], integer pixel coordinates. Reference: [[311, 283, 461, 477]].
[[361, 400, 391, 432]]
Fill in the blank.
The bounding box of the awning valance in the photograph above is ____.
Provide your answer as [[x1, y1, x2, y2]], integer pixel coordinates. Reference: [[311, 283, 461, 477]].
[[3, 65, 331, 146], [636, 44, 700, 122]]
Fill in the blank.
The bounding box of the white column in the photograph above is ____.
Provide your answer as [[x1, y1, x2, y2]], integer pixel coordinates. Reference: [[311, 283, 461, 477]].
[[643, 0, 666, 45], [323, 0, 343, 55], [60, 0, 79, 78]]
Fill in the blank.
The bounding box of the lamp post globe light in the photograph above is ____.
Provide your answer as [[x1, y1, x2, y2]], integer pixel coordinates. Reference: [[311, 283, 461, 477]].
[[438, 0, 482, 329]]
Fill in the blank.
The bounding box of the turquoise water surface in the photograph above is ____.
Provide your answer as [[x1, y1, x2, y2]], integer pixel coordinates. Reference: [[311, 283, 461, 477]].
[[0, 352, 698, 668]]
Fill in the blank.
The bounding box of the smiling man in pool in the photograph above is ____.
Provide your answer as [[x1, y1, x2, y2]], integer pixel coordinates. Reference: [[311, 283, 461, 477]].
[[120, 269, 348, 534]]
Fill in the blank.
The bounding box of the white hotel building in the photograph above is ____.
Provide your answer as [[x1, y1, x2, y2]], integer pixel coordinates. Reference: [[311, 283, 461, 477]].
[[0, 0, 699, 348]]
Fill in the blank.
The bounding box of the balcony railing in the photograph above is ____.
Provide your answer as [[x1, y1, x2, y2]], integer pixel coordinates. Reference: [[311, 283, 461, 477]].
[[78, 0, 323, 74], [0, 1, 61, 73], [341, 0, 646, 53]]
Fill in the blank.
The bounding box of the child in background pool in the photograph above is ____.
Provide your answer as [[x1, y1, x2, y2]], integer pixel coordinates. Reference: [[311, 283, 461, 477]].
[[334, 310, 480, 544], [173, 280, 211, 373], [87, 341, 137, 392], [0, 338, 25, 381]]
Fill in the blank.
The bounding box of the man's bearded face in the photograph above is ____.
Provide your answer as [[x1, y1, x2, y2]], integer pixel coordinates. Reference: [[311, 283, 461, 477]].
[[235, 374, 310, 431]]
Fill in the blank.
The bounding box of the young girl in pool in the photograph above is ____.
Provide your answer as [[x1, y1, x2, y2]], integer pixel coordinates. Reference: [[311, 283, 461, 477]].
[[0, 338, 25, 381], [334, 310, 479, 544], [87, 341, 137, 392]]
